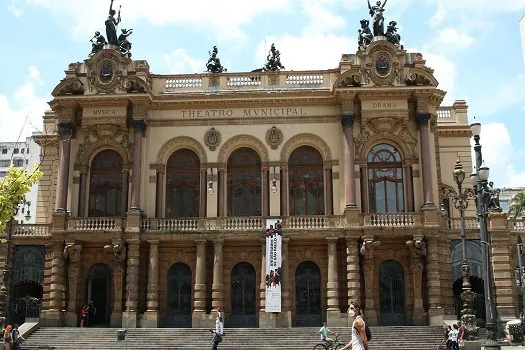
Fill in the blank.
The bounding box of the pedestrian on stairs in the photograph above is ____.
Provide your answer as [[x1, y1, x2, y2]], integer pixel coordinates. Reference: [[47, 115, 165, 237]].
[[340, 301, 368, 350], [3, 324, 14, 350], [209, 308, 224, 350]]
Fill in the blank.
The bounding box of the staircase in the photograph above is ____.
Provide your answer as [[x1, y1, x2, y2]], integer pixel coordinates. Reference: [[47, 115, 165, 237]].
[[20, 326, 445, 349]]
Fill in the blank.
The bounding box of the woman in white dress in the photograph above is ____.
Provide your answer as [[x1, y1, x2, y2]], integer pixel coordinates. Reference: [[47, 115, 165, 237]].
[[340, 301, 368, 350]]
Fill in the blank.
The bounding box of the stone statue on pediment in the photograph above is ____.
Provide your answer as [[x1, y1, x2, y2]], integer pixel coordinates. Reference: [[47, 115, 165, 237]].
[[206, 46, 227, 73], [264, 43, 285, 71], [117, 28, 133, 58], [385, 21, 402, 49], [89, 31, 107, 58], [368, 0, 388, 36], [358, 19, 373, 50]]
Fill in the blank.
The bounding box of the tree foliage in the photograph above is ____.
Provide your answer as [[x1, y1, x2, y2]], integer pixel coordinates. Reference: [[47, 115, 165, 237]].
[[510, 192, 525, 219], [0, 164, 43, 233]]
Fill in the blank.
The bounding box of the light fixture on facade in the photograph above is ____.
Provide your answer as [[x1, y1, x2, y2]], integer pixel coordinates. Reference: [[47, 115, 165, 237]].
[[208, 181, 214, 195], [271, 178, 277, 193]]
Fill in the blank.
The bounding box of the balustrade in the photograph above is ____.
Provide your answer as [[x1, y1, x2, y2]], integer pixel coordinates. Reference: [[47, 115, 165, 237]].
[[364, 213, 420, 227], [12, 224, 51, 237], [67, 217, 121, 230]]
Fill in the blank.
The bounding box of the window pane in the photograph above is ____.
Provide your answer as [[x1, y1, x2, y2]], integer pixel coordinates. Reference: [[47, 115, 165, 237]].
[[166, 149, 200, 218], [88, 150, 123, 217], [227, 148, 261, 216], [288, 146, 324, 215]]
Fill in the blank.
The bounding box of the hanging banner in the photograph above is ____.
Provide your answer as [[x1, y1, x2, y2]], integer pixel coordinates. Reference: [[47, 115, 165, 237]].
[[265, 218, 282, 313]]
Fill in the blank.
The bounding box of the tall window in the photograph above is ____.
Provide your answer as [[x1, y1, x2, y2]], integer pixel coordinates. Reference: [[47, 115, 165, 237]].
[[165, 149, 200, 217], [88, 150, 123, 217], [367, 143, 404, 213], [227, 147, 261, 216], [288, 146, 324, 215]]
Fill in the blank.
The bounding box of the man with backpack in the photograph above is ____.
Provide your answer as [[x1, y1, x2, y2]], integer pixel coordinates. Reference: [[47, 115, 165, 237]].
[[340, 301, 369, 350]]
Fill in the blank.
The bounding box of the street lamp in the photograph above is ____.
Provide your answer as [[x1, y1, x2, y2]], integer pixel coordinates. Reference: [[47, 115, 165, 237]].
[[469, 119, 501, 350], [516, 237, 525, 322], [442, 159, 478, 340]]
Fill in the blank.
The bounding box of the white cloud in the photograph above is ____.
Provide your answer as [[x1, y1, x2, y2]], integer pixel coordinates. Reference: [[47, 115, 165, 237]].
[[477, 123, 525, 187], [474, 74, 525, 117], [301, 0, 346, 35], [436, 28, 474, 48], [0, 66, 49, 143], [426, 0, 525, 13], [428, 6, 447, 27], [163, 49, 204, 74], [7, 0, 23, 17], [254, 34, 354, 71], [16, 0, 293, 41]]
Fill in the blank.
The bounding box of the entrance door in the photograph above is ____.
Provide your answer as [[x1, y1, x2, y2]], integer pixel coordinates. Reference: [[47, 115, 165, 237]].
[[295, 261, 321, 326], [166, 263, 192, 327], [230, 262, 257, 327], [88, 264, 110, 326], [379, 260, 406, 325]]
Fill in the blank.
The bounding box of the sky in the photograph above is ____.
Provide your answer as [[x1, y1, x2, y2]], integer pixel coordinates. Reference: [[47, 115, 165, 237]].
[[1, 0, 525, 187]]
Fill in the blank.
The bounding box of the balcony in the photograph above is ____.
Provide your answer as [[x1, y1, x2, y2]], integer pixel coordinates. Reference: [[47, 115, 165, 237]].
[[12, 224, 51, 237], [363, 213, 422, 227]]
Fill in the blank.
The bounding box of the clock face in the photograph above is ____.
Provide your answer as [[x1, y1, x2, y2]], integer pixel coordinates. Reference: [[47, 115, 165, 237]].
[[376, 56, 389, 76], [99, 61, 114, 83]]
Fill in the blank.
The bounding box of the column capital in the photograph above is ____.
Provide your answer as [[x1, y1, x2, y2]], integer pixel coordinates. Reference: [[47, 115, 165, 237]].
[[341, 113, 355, 128], [58, 122, 75, 139], [147, 240, 160, 245], [212, 239, 224, 246], [416, 112, 431, 126], [195, 239, 207, 246], [326, 236, 339, 243], [132, 119, 147, 133]]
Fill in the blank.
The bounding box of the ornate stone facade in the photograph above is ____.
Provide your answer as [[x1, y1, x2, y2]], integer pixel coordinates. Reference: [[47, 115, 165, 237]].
[[9, 36, 518, 333]]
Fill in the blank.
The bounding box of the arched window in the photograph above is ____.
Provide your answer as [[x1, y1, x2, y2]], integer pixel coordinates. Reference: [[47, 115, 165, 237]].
[[88, 150, 123, 217], [166, 149, 200, 218], [227, 147, 261, 217], [367, 144, 404, 213], [288, 146, 324, 215]]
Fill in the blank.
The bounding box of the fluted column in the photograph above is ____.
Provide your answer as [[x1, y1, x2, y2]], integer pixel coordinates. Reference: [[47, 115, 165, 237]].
[[212, 239, 224, 311], [342, 113, 357, 207], [193, 240, 207, 313], [416, 113, 434, 207], [77, 167, 88, 217], [326, 237, 339, 311], [56, 123, 74, 212], [130, 120, 146, 211], [346, 237, 361, 306], [155, 169, 164, 218]]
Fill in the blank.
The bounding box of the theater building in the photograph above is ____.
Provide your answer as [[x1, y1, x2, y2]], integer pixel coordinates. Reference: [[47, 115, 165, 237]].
[[9, 35, 521, 330]]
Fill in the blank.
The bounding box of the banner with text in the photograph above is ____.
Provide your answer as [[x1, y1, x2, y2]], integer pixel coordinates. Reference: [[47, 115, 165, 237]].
[[265, 218, 282, 313]]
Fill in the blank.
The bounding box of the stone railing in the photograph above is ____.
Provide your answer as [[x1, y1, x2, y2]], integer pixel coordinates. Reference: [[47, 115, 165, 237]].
[[162, 71, 334, 94], [141, 218, 200, 231], [363, 213, 421, 227], [437, 107, 452, 120], [444, 217, 479, 231], [283, 216, 344, 229], [13, 224, 51, 237], [67, 217, 122, 231], [512, 220, 525, 231]]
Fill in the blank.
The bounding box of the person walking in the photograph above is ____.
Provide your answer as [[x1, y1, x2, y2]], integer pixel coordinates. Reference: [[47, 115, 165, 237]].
[[340, 301, 368, 350], [210, 308, 224, 350], [3, 324, 14, 350]]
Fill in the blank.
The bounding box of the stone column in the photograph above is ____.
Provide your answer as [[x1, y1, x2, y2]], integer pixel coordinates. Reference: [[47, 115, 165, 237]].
[[407, 237, 426, 325], [327, 237, 341, 324], [361, 236, 379, 325], [111, 261, 125, 327], [346, 237, 361, 310], [41, 241, 66, 326], [121, 168, 130, 215], [192, 239, 207, 326], [218, 168, 226, 217], [360, 166, 368, 212], [416, 112, 434, 207], [155, 169, 164, 218], [425, 234, 444, 325], [342, 113, 357, 207], [124, 241, 140, 328], [145, 240, 159, 327], [199, 168, 207, 217], [64, 242, 82, 326], [324, 166, 333, 215], [489, 212, 516, 328], [404, 164, 415, 212], [77, 168, 88, 217], [280, 165, 289, 216], [262, 165, 269, 216], [259, 239, 266, 312], [55, 122, 74, 212], [130, 120, 146, 211], [212, 239, 224, 311], [280, 237, 291, 327]]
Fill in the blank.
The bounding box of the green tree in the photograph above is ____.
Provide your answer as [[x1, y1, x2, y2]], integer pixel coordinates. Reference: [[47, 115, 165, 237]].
[[509, 192, 525, 219], [0, 164, 43, 233]]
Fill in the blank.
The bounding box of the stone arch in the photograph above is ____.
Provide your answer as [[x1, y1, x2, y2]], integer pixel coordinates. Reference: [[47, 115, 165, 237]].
[[76, 142, 130, 169], [51, 77, 85, 96], [217, 135, 269, 164], [405, 67, 438, 87], [360, 135, 412, 162], [333, 68, 363, 88], [280, 133, 332, 163], [156, 136, 207, 165]]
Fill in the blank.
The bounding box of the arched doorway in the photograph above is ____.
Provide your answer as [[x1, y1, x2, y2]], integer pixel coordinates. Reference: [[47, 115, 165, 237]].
[[379, 259, 406, 325], [451, 240, 485, 325], [295, 261, 321, 326], [11, 246, 45, 325], [166, 263, 192, 327], [230, 262, 257, 327], [87, 263, 111, 326]]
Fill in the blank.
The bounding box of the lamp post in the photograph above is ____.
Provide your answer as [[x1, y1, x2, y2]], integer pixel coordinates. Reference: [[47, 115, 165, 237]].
[[442, 159, 478, 340], [516, 237, 525, 322], [470, 120, 501, 350]]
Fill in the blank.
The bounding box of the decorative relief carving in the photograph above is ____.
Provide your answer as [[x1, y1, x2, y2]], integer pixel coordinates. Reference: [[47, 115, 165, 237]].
[[405, 67, 437, 87], [265, 126, 283, 150], [156, 136, 208, 164], [280, 133, 332, 163], [334, 70, 363, 88], [217, 135, 269, 164], [63, 241, 82, 263], [75, 124, 132, 167], [268, 74, 279, 86], [121, 76, 150, 93], [88, 52, 122, 94], [52, 78, 85, 97], [355, 116, 417, 160], [204, 128, 222, 151], [209, 75, 219, 88], [104, 239, 127, 263]]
